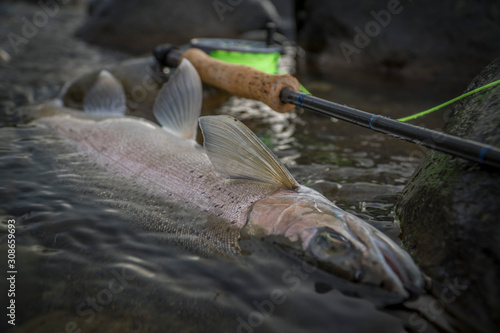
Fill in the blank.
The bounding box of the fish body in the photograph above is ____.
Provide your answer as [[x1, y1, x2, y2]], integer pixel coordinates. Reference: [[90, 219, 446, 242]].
[[34, 60, 424, 297], [36, 114, 280, 226]]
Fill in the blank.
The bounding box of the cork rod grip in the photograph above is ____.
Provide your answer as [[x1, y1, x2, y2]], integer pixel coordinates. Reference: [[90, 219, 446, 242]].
[[181, 48, 300, 113]]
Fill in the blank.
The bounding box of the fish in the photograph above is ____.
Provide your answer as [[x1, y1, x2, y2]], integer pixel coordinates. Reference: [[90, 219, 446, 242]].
[[33, 59, 424, 297]]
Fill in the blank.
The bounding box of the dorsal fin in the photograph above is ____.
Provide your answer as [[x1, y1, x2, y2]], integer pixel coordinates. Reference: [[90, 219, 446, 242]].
[[83, 70, 127, 116], [153, 59, 202, 140], [199, 115, 299, 189]]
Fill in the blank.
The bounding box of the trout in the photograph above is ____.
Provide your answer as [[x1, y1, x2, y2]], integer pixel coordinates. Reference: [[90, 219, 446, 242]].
[[34, 59, 423, 297]]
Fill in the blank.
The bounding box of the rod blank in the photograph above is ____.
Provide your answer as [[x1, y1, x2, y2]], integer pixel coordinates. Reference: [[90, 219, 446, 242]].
[[281, 88, 500, 169]]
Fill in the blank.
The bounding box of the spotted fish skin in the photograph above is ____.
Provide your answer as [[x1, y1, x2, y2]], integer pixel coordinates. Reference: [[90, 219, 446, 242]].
[[36, 114, 281, 227]]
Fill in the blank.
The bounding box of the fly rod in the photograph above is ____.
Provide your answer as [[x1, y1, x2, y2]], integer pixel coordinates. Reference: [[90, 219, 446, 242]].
[[154, 45, 500, 169]]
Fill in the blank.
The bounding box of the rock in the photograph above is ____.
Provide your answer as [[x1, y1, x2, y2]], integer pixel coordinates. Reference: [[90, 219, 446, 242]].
[[297, 0, 500, 84], [395, 57, 500, 332], [76, 0, 291, 54]]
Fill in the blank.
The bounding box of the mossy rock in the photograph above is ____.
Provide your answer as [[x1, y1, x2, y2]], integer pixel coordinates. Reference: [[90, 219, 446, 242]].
[[396, 57, 500, 332]]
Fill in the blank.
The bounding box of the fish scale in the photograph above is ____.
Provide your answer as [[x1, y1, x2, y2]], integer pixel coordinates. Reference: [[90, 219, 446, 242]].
[[38, 115, 281, 229], [31, 120, 243, 258]]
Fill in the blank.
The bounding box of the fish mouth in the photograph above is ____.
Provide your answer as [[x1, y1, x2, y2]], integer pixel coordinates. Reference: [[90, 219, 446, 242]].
[[307, 215, 424, 297], [375, 234, 424, 295], [343, 213, 424, 296]]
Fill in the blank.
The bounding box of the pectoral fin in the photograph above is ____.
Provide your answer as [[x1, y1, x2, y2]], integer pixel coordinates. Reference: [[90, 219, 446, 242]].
[[83, 70, 127, 116], [199, 115, 299, 189], [153, 59, 202, 140]]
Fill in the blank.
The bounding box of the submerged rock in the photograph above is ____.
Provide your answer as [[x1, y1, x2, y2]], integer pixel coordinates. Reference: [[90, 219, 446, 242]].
[[396, 57, 500, 332]]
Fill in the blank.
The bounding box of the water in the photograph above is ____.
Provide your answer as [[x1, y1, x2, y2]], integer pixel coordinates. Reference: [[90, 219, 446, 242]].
[[0, 2, 463, 332], [0, 94, 456, 333]]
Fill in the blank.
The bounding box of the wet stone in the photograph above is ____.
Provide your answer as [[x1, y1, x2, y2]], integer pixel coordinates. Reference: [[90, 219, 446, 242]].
[[396, 56, 500, 332]]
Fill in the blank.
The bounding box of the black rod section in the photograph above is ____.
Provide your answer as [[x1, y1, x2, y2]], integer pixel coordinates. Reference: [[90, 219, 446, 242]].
[[281, 88, 500, 169]]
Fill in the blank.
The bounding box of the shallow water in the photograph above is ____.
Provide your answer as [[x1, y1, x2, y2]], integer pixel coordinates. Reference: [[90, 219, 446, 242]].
[[0, 96, 456, 333], [0, 2, 465, 333]]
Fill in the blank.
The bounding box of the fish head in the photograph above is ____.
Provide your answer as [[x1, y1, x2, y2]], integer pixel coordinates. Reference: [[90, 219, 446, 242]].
[[245, 186, 424, 297]]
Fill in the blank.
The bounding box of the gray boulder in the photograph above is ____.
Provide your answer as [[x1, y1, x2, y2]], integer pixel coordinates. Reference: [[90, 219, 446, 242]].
[[297, 0, 500, 83], [396, 57, 500, 332], [76, 0, 289, 54]]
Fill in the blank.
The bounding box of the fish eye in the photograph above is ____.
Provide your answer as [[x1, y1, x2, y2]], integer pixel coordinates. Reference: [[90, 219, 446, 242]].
[[324, 232, 348, 246], [307, 228, 363, 282], [310, 229, 352, 259]]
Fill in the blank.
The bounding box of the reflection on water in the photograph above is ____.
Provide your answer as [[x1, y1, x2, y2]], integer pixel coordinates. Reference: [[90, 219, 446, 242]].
[[0, 94, 456, 333]]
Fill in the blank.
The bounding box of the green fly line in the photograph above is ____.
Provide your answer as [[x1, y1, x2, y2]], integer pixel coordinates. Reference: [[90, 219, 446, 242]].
[[209, 49, 311, 94], [398, 79, 500, 122], [210, 50, 281, 75]]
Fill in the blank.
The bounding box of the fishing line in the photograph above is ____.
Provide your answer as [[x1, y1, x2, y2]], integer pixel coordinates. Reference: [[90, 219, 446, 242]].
[[190, 33, 312, 94], [397, 79, 500, 122], [190, 35, 282, 74], [209, 49, 281, 75]]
